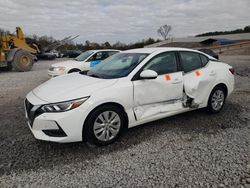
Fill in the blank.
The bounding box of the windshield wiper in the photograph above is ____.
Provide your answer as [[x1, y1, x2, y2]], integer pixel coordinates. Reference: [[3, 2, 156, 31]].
[[79, 70, 88, 75], [89, 74, 101, 78], [80, 72, 100, 78], [80, 71, 104, 79]]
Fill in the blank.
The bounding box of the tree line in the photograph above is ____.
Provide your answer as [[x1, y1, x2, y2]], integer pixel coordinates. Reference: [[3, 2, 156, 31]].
[[196, 26, 250, 37], [1, 27, 160, 51], [2, 24, 249, 52]]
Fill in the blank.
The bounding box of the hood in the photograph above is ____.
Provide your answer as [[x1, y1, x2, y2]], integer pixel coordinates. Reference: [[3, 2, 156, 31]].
[[32, 73, 117, 103], [51, 60, 81, 68]]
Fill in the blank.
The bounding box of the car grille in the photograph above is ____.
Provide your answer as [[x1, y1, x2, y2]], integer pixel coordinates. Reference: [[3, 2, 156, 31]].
[[25, 99, 43, 127]]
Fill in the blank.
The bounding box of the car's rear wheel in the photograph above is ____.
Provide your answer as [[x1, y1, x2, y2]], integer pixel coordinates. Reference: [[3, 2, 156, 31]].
[[207, 86, 226, 113], [84, 105, 125, 146]]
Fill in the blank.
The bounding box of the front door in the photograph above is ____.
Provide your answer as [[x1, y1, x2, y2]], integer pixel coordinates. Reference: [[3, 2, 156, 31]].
[[133, 52, 184, 120]]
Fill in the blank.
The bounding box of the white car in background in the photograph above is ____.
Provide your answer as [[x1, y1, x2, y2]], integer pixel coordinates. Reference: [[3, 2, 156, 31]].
[[25, 47, 234, 145], [48, 49, 120, 78]]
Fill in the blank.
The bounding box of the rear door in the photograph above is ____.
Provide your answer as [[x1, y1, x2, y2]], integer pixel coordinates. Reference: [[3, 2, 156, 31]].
[[133, 51, 184, 120], [179, 51, 216, 105]]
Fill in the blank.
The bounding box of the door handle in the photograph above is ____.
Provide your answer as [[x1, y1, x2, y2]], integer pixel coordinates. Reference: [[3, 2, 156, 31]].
[[172, 78, 182, 84], [209, 71, 216, 76]]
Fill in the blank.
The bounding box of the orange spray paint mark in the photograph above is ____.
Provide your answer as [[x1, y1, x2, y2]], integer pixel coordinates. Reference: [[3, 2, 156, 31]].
[[195, 70, 201, 77], [165, 74, 171, 80]]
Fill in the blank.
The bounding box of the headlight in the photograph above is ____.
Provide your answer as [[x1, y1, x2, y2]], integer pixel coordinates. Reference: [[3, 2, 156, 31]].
[[53, 66, 66, 72], [41, 97, 89, 112]]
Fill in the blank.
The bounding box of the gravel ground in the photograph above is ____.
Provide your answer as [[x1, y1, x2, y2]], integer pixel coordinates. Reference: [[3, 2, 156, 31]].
[[0, 56, 249, 187]]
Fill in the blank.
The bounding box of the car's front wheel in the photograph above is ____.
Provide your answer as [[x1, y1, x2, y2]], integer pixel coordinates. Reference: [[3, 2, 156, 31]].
[[68, 69, 81, 73], [84, 105, 126, 146], [207, 86, 226, 113]]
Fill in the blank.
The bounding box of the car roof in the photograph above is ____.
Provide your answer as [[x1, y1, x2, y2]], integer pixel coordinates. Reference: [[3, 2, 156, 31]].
[[89, 49, 120, 53], [123, 47, 202, 54]]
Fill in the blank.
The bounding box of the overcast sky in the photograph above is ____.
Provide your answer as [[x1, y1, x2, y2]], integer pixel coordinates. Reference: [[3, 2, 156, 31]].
[[0, 0, 249, 44]]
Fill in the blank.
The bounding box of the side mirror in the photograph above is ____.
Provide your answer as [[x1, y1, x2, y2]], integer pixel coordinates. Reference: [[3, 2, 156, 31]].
[[140, 70, 158, 79]]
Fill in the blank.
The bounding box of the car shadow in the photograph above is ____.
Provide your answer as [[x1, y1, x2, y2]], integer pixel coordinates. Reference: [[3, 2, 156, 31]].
[[0, 100, 246, 176]]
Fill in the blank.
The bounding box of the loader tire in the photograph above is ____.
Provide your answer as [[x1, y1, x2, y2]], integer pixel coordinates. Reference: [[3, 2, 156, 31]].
[[1, 62, 13, 71], [12, 50, 34, 72], [6, 62, 13, 71]]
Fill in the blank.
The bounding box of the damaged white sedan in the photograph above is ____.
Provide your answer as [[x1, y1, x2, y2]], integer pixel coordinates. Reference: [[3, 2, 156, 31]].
[[25, 48, 234, 145]]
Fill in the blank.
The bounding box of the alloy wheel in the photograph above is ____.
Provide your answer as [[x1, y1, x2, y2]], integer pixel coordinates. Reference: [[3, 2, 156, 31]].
[[93, 111, 121, 142], [211, 90, 225, 111]]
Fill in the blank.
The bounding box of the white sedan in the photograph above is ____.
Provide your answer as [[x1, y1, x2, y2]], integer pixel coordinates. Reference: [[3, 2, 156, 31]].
[[25, 48, 234, 145], [48, 49, 120, 78]]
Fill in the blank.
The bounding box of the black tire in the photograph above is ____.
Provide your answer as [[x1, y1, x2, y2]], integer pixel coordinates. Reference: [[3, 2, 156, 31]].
[[68, 69, 81, 73], [6, 62, 13, 71], [1, 62, 13, 71], [207, 86, 226, 113], [84, 105, 126, 146], [12, 50, 34, 72]]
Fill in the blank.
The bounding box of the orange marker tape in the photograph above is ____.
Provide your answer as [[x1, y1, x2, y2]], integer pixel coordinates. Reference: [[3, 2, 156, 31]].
[[165, 74, 171, 80], [195, 70, 201, 77]]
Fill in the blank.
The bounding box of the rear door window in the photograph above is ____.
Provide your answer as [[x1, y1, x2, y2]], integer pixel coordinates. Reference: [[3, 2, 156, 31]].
[[179, 52, 202, 73]]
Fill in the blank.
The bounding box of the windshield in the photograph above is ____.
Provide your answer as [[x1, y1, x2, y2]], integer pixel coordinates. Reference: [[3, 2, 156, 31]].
[[86, 53, 148, 79], [75, 51, 94, 61]]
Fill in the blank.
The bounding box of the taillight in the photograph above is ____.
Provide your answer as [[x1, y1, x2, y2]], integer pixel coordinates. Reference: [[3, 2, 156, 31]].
[[229, 68, 235, 75]]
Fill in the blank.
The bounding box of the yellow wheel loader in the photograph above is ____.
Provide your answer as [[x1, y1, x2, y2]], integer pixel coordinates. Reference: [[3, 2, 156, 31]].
[[0, 27, 40, 71]]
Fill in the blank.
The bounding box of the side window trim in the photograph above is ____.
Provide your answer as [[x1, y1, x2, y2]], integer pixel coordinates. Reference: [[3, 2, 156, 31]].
[[176, 51, 185, 73], [175, 51, 182, 72]]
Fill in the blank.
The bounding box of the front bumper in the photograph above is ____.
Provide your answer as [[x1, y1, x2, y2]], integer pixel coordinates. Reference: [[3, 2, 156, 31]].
[[24, 92, 89, 143]]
